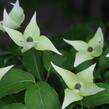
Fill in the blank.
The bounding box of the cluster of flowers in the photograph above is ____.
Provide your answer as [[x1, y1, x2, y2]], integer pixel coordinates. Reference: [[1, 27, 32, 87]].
[[0, 0, 109, 109]]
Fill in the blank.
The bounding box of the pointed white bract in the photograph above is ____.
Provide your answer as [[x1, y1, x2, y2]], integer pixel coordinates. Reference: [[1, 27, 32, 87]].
[[106, 53, 109, 57], [0, 0, 25, 31], [0, 65, 14, 80], [51, 62, 105, 109], [4, 13, 62, 55], [62, 88, 83, 109], [64, 27, 104, 67]]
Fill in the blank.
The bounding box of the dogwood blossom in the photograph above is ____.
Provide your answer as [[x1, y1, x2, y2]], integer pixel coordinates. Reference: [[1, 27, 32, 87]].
[[0, 0, 25, 31], [64, 28, 104, 67], [4, 13, 62, 55], [51, 62, 104, 109]]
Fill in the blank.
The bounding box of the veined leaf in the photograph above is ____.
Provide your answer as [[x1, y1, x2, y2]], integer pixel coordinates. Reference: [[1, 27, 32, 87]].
[[25, 81, 61, 109], [0, 68, 35, 98]]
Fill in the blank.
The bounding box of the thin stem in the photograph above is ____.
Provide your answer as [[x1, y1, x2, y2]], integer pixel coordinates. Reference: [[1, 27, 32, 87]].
[[69, 104, 75, 109], [32, 50, 42, 81], [80, 100, 83, 109], [46, 65, 51, 81]]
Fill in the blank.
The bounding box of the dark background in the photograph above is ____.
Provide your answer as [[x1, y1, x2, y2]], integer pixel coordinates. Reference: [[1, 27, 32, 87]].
[[0, 0, 109, 47], [0, 0, 109, 35]]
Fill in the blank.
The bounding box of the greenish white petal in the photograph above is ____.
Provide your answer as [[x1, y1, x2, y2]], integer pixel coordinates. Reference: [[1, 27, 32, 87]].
[[80, 83, 105, 96], [10, 0, 20, 6], [24, 12, 40, 40], [62, 88, 83, 109], [4, 27, 24, 46], [91, 45, 103, 57], [74, 53, 93, 67], [77, 64, 96, 83], [63, 39, 88, 52], [9, 0, 25, 27], [0, 65, 14, 80], [106, 53, 109, 57], [51, 62, 77, 89], [35, 35, 62, 55], [3, 9, 19, 29], [88, 27, 104, 49], [21, 42, 37, 53]]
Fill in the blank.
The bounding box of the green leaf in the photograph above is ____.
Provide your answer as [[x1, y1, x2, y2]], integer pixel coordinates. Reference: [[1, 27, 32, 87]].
[[43, 49, 75, 72], [23, 50, 44, 80], [25, 81, 61, 109], [98, 48, 109, 72], [83, 83, 109, 108], [1, 103, 26, 109], [104, 71, 109, 83], [0, 68, 35, 98]]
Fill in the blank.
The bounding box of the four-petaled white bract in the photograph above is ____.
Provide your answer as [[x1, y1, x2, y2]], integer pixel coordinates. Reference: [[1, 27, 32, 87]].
[[64, 27, 104, 67], [0, 65, 13, 80], [51, 62, 105, 109], [4, 12, 62, 55], [0, 0, 25, 31]]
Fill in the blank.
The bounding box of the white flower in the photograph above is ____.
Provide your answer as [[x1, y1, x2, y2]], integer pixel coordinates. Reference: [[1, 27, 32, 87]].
[[0, 0, 25, 31], [64, 28, 104, 67], [51, 62, 104, 109], [4, 12, 62, 55]]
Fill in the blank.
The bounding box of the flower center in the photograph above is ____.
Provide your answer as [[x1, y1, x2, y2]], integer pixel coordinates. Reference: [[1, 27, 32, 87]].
[[74, 83, 81, 90], [26, 37, 33, 42], [88, 47, 93, 52]]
